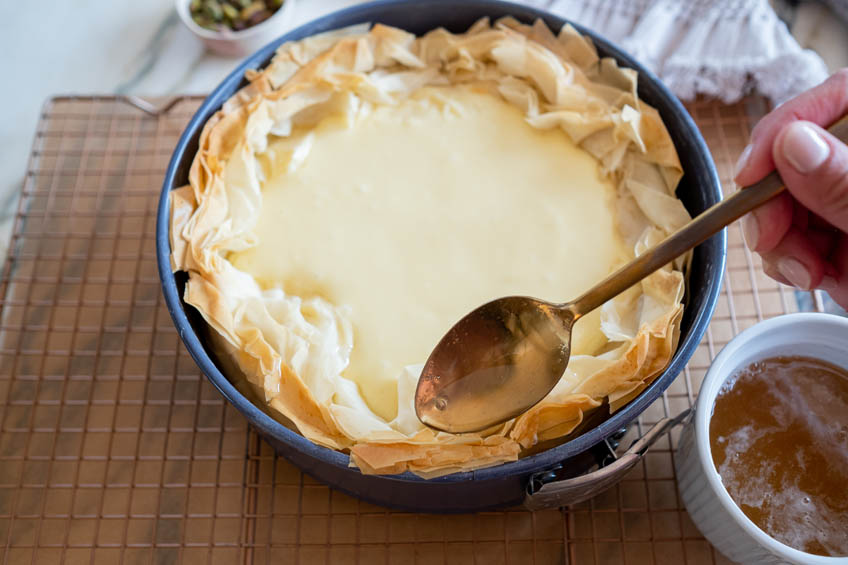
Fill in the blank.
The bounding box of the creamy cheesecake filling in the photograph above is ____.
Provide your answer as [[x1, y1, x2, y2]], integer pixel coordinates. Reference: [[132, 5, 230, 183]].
[[229, 85, 628, 421]]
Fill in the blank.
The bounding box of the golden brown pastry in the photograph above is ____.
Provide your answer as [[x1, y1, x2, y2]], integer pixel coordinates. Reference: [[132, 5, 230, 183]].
[[170, 17, 690, 477]]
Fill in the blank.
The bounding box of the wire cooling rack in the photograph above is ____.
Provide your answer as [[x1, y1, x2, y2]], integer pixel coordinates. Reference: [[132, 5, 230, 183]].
[[0, 95, 824, 565]]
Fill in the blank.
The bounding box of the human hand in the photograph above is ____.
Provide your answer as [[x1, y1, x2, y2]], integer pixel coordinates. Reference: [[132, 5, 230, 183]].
[[734, 69, 848, 308]]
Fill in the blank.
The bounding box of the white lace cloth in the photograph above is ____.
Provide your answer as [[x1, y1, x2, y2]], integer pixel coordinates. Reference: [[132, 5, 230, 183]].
[[524, 0, 830, 103]]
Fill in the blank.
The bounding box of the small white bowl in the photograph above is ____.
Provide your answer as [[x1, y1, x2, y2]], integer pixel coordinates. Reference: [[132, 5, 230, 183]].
[[176, 0, 297, 57], [676, 313, 848, 565]]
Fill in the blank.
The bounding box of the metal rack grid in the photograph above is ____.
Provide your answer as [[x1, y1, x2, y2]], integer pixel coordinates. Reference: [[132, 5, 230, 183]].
[[0, 95, 820, 565]]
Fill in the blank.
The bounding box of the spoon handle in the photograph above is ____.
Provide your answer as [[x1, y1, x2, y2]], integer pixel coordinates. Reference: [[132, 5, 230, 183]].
[[568, 115, 848, 318]]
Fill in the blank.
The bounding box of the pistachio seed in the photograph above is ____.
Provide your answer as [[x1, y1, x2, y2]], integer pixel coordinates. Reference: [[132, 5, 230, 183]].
[[189, 0, 284, 33]]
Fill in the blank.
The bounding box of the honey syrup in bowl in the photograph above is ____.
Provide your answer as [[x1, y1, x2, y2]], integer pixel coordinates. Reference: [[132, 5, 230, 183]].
[[709, 355, 848, 557]]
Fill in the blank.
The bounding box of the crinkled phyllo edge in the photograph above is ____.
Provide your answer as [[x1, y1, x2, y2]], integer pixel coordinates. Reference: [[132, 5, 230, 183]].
[[169, 17, 689, 477]]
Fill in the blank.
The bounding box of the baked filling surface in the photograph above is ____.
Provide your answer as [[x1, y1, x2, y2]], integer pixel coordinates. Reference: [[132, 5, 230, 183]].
[[229, 85, 627, 421], [170, 19, 691, 476]]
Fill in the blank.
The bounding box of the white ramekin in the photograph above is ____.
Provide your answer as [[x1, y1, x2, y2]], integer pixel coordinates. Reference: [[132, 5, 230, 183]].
[[176, 0, 298, 57], [676, 312, 848, 565]]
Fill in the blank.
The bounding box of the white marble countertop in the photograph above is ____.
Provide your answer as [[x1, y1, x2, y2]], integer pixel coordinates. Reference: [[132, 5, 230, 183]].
[[2, 0, 846, 257]]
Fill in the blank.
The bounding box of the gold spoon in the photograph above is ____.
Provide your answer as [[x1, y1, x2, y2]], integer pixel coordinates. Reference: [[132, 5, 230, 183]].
[[415, 116, 848, 434]]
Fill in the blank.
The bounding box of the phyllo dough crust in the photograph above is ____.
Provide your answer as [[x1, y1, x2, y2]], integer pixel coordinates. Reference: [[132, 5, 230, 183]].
[[170, 17, 690, 477]]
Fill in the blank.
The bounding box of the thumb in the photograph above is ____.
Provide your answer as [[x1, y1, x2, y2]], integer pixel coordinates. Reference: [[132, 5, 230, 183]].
[[772, 120, 848, 233]]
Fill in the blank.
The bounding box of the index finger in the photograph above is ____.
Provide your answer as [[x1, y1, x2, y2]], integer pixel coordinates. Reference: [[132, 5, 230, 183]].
[[734, 69, 848, 186]]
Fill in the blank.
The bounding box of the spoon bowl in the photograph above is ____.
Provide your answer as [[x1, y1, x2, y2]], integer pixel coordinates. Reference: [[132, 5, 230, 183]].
[[416, 297, 575, 433]]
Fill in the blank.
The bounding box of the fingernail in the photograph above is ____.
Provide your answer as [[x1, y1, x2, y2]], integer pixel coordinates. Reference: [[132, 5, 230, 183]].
[[777, 257, 812, 290], [734, 144, 753, 179], [820, 276, 839, 293], [781, 122, 830, 173], [742, 214, 759, 251]]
